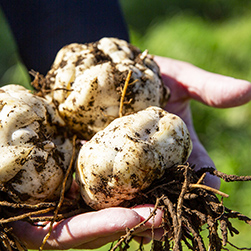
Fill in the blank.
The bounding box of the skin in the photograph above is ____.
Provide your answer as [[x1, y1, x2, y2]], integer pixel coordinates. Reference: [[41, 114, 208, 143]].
[[10, 56, 251, 249], [154, 56, 251, 189]]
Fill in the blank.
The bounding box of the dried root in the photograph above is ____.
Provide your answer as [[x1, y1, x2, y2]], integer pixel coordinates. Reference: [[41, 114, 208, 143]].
[[1, 163, 251, 250], [110, 164, 251, 251]]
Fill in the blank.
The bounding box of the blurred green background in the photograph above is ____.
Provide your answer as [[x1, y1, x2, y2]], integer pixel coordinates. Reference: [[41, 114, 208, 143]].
[[1, 0, 251, 249]]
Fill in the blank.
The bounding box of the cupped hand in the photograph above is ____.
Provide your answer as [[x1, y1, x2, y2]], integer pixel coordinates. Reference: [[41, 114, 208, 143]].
[[10, 56, 251, 250], [10, 182, 164, 250], [11, 205, 163, 250], [154, 56, 251, 189]]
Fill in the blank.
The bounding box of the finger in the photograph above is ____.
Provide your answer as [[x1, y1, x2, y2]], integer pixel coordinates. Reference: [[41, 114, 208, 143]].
[[48, 207, 146, 249], [11, 220, 125, 250], [131, 204, 163, 228], [10, 208, 142, 250], [73, 205, 163, 249], [154, 56, 251, 108], [11, 205, 163, 250], [75, 205, 164, 250]]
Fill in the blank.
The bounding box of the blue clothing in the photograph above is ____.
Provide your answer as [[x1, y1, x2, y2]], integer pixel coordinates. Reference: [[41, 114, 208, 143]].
[[0, 0, 129, 74]]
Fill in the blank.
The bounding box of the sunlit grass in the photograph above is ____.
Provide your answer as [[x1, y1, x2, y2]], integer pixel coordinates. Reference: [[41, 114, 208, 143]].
[[130, 12, 251, 81]]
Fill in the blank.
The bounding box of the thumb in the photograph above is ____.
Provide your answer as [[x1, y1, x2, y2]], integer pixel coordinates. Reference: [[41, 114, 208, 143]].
[[154, 56, 251, 108], [181, 68, 251, 108]]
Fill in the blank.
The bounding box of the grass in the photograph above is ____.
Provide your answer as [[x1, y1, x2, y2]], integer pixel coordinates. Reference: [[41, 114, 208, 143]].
[[1, 1, 251, 250], [0, 8, 30, 88]]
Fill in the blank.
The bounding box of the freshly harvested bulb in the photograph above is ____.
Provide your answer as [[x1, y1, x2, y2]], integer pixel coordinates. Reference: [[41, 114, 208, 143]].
[[76, 106, 192, 210], [0, 85, 73, 204], [44, 37, 169, 139]]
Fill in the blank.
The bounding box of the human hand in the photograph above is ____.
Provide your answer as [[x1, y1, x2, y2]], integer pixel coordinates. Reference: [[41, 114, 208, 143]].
[[10, 181, 164, 250], [10, 56, 251, 250], [154, 56, 251, 189]]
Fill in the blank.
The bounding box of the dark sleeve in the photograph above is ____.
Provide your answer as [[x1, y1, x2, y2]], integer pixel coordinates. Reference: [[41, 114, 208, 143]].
[[0, 0, 129, 74]]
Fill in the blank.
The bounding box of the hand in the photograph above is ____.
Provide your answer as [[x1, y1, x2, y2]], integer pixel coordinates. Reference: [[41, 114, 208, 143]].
[[154, 56, 251, 189], [10, 181, 164, 250], [10, 56, 251, 250]]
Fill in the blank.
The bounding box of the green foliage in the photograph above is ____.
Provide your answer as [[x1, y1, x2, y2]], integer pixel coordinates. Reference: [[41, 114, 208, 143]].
[[0, 9, 30, 88], [129, 13, 251, 80], [120, 0, 251, 34]]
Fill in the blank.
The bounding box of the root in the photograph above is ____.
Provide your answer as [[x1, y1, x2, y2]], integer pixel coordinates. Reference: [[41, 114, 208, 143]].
[[110, 196, 163, 251], [197, 167, 251, 182], [39, 135, 77, 250], [189, 184, 229, 198], [111, 164, 251, 251], [1, 163, 251, 250], [119, 70, 138, 118]]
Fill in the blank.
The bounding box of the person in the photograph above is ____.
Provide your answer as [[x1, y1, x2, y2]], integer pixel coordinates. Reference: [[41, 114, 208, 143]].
[[1, 1, 251, 249]]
